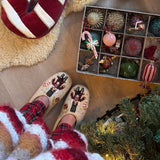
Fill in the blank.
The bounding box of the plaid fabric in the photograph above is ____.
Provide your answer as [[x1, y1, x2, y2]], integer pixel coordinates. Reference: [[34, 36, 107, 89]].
[[51, 123, 87, 151], [20, 100, 47, 124], [51, 123, 72, 141]]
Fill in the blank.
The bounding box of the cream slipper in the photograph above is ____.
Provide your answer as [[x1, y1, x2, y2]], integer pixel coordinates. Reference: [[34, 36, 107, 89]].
[[53, 84, 90, 131], [29, 72, 72, 117]]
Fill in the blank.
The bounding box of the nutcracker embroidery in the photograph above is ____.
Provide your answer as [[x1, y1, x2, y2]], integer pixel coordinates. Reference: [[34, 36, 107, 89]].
[[71, 87, 86, 102], [70, 87, 86, 113], [70, 101, 78, 113], [46, 73, 68, 97]]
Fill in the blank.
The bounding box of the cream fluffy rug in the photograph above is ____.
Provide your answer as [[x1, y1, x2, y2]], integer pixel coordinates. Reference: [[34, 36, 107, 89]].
[[0, 0, 97, 71]]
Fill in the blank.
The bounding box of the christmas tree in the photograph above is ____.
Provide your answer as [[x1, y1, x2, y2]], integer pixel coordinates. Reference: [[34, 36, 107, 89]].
[[78, 86, 160, 160]]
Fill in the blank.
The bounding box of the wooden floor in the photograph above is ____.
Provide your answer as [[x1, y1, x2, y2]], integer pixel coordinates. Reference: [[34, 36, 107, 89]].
[[0, 0, 159, 129]]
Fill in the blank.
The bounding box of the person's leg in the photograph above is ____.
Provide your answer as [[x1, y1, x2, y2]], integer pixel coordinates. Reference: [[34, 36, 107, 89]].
[[20, 96, 49, 124], [52, 84, 89, 131], [29, 85, 103, 160], [50, 85, 90, 151], [30, 115, 103, 160], [31, 148, 104, 160], [6, 119, 50, 160], [5, 102, 77, 160], [58, 114, 76, 127], [20, 72, 72, 123], [0, 72, 71, 160], [0, 105, 28, 160], [0, 96, 49, 160]]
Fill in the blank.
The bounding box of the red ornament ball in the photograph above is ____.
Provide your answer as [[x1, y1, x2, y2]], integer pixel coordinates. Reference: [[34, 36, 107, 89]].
[[103, 32, 116, 47], [124, 38, 142, 56]]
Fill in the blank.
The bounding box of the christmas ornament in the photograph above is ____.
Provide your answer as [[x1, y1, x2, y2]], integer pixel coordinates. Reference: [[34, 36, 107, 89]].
[[99, 56, 117, 71], [115, 36, 121, 49], [81, 31, 99, 59], [104, 35, 122, 55], [90, 32, 101, 43], [144, 46, 158, 61], [120, 61, 138, 78], [86, 9, 104, 28], [155, 129, 160, 143], [155, 129, 160, 153], [106, 12, 125, 31], [141, 62, 156, 89], [124, 38, 142, 56], [103, 32, 116, 47], [80, 56, 94, 71], [149, 18, 160, 37], [129, 15, 145, 31]]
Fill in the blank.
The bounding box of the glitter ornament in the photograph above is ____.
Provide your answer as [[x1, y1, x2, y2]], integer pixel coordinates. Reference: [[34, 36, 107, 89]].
[[99, 56, 117, 70], [103, 32, 116, 47], [144, 46, 158, 61], [106, 12, 125, 31], [124, 38, 142, 56], [87, 9, 104, 28], [149, 18, 160, 37], [120, 61, 138, 78]]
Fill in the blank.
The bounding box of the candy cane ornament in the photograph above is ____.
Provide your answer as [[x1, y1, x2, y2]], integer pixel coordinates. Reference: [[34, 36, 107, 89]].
[[141, 62, 156, 89], [81, 31, 99, 59]]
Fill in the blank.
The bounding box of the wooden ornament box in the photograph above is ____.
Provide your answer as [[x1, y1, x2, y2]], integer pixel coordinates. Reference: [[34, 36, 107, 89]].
[[77, 6, 160, 83]]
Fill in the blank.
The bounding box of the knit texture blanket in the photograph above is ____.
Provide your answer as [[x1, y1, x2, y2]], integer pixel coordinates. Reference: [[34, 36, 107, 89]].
[[0, 0, 97, 71]]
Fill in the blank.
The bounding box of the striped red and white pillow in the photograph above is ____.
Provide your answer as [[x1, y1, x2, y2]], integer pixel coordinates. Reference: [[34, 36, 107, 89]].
[[1, 0, 67, 38]]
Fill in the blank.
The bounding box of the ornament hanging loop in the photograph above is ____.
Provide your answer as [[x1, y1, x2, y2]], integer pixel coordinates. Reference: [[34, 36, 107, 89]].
[[82, 17, 91, 32], [103, 25, 113, 33]]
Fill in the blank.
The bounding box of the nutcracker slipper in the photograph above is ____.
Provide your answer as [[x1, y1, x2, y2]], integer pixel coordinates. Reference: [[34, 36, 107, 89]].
[[29, 72, 72, 117], [53, 85, 90, 131]]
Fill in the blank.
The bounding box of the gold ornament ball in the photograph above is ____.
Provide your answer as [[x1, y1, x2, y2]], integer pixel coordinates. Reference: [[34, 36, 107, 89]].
[[88, 12, 100, 25], [107, 12, 125, 31], [87, 9, 104, 28]]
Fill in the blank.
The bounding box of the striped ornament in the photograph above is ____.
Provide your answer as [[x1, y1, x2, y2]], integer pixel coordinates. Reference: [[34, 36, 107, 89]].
[[141, 63, 156, 89], [1, 0, 67, 38]]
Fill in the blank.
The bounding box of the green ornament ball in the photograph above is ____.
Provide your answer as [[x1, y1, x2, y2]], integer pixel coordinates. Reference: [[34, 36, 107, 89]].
[[120, 61, 138, 78]]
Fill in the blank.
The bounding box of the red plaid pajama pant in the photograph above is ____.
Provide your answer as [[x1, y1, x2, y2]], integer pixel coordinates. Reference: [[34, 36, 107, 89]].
[[20, 100, 86, 151]]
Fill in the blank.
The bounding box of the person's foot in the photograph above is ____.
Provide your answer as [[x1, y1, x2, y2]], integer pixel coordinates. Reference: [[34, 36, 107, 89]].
[[29, 72, 72, 117], [34, 96, 49, 108], [58, 114, 76, 128], [53, 85, 89, 131]]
